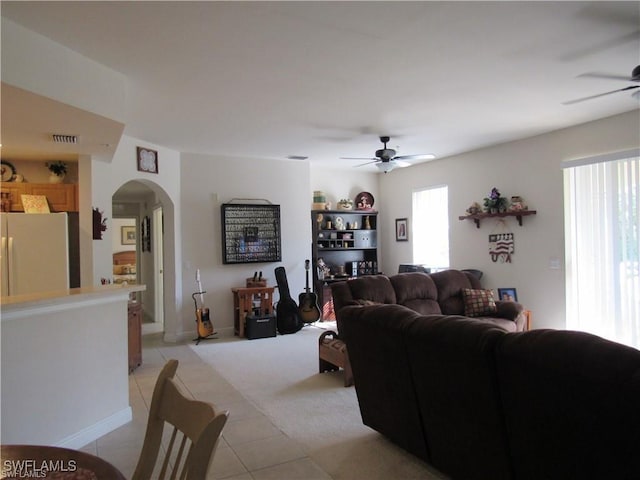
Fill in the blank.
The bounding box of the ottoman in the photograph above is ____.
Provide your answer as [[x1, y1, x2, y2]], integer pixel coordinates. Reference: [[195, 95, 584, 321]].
[[318, 330, 353, 387]]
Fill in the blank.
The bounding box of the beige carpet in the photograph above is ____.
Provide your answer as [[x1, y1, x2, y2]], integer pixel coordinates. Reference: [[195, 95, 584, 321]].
[[191, 322, 447, 479]]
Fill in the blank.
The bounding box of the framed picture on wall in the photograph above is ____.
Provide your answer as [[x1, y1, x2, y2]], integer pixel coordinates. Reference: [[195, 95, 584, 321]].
[[396, 218, 408, 241], [137, 147, 158, 174], [121, 226, 136, 245]]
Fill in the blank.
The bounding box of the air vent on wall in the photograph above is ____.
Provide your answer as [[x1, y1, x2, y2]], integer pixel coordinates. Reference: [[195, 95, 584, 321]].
[[51, 134, 78, 144]]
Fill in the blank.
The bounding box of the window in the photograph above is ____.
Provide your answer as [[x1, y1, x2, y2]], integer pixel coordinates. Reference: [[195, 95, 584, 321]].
[[563, 149, 639, 349], [412, 185, 449, 269]]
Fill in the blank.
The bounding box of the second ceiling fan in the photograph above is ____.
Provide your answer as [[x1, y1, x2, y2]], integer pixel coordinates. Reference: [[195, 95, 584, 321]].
[[341, 136, 436, 173], [563, 65, 640, 105]]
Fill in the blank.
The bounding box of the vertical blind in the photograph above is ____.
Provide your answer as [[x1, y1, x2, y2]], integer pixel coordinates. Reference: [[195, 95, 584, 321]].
[[563, 149, 639, 349]]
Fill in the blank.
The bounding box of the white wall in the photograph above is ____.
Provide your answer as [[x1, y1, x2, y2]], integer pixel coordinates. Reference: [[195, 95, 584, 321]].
[[92, 135, 182, 339], [175, 157, 382, 338], [180, 154, 315, 335], [378, 109, 640, 330]]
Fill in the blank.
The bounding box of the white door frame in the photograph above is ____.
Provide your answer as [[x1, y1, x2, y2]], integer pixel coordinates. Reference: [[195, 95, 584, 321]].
[[153, 206, 164, 330]]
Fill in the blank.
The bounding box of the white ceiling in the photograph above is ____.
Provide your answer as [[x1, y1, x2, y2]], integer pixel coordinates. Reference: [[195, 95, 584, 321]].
[[2, 1, 639, 171]]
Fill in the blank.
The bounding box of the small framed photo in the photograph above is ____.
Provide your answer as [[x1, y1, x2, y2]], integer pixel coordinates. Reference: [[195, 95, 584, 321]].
[[497, 288, 518, 302], [121, 226, 137, 245], [137, 147, 158, 174], [395, 218, 408, 241]]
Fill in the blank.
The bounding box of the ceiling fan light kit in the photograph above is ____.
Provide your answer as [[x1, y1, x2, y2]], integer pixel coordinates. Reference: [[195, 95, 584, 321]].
[[376, 162, 395, 173]]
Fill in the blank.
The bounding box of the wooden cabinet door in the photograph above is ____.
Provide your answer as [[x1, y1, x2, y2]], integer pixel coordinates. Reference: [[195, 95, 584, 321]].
[[1, 183, 28, 211], [29, 184, 77, 212], [1, 183, 78, 212], [128, 302, 142, 372]]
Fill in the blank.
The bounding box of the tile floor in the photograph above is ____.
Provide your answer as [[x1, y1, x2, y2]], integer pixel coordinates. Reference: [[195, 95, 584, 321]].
[[80, 334, 332, 479]]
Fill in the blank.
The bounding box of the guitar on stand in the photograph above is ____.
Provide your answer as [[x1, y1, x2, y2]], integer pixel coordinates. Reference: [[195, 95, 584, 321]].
[[299, 259, 321, 324], [193, 269, 217, 345]]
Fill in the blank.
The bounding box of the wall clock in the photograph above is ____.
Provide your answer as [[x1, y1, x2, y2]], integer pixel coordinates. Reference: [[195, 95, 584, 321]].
[[136, 147, 158, 174]]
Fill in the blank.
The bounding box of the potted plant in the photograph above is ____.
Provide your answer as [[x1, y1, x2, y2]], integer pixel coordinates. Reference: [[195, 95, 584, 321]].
[[46, 161, 67, 183], [483, 187, 508, 213]]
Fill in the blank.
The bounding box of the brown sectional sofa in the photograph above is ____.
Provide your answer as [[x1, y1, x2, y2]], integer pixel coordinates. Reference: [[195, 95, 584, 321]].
[[331, 270, 528, 332], [337, 303, 640, 480]]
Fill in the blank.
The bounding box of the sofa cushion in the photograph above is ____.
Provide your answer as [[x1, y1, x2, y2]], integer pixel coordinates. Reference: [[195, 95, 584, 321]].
[[347, 275, 397, 305], [462, 288, 497, 317], [390, 272, 441, 315], [339, 304, 430, 462], [430, 270, 479, 315], [495, 329, 640, 480], [404, 315, 512, 480], [331, 275, 397, 336]]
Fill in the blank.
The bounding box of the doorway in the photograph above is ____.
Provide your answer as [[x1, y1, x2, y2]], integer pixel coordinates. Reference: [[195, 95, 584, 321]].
[[112, 180, 165, 335]]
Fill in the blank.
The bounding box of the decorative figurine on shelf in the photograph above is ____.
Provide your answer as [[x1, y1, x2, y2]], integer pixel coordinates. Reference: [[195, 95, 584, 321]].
[[509, 196, 527, 211], [466, 202, 482, 215], [317, 258, 330, 280], [337, 198, 354, 210], [483, 187, 508, 213]]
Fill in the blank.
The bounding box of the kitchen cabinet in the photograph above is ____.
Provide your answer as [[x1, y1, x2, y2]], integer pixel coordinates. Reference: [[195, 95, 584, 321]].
[[0, 182, 78, 212]]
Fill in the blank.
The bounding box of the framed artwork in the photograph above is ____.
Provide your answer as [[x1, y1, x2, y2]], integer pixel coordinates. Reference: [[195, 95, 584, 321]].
[[497, 288, 518, 302], [137, 147, 158, 174], [221, 203, 282, 264], [21, 194, 50, 213], [395, 218, 408, 241], [121, 225, 136, 245]]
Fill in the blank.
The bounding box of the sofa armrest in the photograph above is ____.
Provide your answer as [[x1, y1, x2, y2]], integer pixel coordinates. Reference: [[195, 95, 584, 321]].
[[495, 301, 524, 321]]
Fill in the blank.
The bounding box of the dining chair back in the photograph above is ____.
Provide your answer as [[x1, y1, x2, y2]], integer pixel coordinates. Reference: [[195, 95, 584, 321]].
[[132, 359, 229, 480]]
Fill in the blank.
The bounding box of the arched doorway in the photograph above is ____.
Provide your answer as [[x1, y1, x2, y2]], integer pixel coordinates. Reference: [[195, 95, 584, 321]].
[[112, 180, 170, 335]]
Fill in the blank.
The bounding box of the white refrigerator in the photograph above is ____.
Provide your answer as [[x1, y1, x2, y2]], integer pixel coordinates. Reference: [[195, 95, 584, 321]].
[[1, 213, 69, 296]]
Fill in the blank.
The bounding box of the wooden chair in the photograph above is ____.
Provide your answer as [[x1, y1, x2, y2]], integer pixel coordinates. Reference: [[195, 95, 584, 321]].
[[132, 359, 229, 480]]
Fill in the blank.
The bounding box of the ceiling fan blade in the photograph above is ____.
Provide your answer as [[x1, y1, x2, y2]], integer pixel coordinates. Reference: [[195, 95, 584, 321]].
[[577, 72, 632, 82], [394, 153, 436, 162], [340, 156, 376, 160], [393, 160, 411, 168], [562, 85, 639, 105], [354, 159, 379, 168]]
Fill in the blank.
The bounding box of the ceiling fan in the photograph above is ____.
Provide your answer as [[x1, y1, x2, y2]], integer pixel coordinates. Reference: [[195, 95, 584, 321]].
[[341, 136, 436, 173], [563, 65, 640, 105]]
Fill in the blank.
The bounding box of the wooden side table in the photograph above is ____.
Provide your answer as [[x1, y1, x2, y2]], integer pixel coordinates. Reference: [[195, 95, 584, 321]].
[[231, 287, 275, 337], [524, 309, 532, 331]]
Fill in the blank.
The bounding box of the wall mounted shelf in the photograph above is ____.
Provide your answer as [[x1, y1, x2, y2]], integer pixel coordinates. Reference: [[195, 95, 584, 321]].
[[458, 210, 537, 228]]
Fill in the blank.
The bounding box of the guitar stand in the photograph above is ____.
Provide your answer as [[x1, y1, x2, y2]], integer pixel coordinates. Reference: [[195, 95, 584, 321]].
[[192, 291, 218, 345]]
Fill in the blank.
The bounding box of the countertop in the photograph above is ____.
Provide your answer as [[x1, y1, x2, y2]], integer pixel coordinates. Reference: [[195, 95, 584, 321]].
[[1, 284, 146, 314]]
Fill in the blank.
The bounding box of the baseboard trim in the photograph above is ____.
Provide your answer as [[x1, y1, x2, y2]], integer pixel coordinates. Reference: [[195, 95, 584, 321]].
[[56, 407, 133, 449]]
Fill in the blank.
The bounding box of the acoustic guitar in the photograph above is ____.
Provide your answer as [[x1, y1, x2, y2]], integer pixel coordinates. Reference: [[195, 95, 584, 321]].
[[274, 266, 303, 335], [299, 259, 321, 324]]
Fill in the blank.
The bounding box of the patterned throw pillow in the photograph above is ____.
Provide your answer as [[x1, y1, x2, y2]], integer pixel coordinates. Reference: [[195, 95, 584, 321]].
[[462, 288, 497, 317]]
